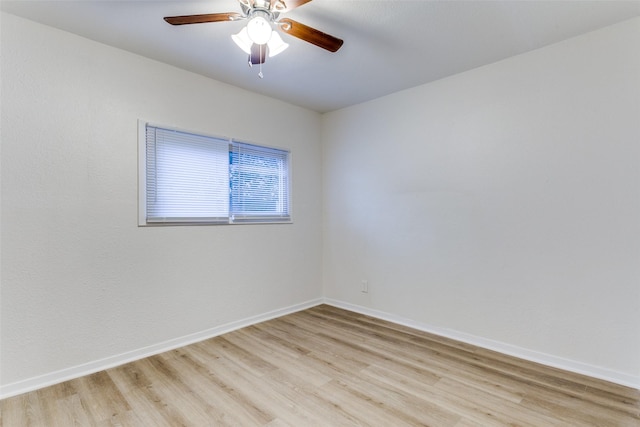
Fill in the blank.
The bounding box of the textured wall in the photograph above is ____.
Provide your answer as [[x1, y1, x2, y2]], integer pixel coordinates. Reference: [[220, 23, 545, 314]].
[[1, 12, 323, 387], [322, 17, 640, 383]]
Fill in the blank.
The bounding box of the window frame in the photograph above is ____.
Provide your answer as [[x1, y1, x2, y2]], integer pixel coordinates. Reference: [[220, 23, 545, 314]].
[[138, 120, 292, 226]]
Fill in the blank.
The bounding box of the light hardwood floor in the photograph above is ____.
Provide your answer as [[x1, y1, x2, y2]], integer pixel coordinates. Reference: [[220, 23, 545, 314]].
[[2, 305, 639, 426]]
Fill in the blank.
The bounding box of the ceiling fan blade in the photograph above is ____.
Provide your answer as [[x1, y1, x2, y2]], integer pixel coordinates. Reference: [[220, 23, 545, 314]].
[[164, 12, 242, 25], [250, 43, 267, 65], [279, 18, 343, 52], [271, 0, 313, 13]]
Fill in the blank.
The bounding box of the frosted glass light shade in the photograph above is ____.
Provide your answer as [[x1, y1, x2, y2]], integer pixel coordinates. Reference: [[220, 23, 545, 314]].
[[231, 27, 253, 54], [267, 31, 288, 57], [246, 16, 272, 45]]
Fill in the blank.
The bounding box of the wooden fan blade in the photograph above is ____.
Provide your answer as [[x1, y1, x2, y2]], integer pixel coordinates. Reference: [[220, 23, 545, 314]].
[[271, 0, 313, 13], [164, 12, 242, 25], [250, 43, 267, 65], [279, 18, 343, 52]]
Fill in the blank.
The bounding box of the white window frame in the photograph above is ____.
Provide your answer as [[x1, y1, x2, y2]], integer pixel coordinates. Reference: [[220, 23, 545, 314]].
[[138, 120, 292, 226]]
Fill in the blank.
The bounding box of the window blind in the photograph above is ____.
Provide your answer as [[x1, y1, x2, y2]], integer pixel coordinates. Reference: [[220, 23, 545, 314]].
[[230, 141, 290, 223], [142, 123, 291, 225], [146, 126, 230, 223]]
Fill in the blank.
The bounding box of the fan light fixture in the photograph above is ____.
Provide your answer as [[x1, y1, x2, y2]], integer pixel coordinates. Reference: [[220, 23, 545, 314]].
[[232, 12, 289, 58]]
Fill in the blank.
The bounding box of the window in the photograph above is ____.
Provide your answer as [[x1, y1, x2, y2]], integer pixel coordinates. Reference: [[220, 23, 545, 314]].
[[139, 122, 290, 225]]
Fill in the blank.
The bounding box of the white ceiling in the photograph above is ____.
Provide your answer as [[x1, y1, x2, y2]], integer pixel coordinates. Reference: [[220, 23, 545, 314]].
[[2, 0, 639, 112]]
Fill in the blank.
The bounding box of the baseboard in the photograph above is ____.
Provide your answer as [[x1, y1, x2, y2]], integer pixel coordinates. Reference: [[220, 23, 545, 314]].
[[0, 298, 324, 400], [323, 298, 640, 390]]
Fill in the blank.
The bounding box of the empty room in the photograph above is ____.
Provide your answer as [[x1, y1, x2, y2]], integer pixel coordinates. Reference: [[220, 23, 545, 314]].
[[1, 0, 639, 425]]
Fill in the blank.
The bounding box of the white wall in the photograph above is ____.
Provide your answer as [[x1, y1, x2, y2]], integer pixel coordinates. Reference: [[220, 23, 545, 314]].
[[323, 17, 640, 386], [0, 12, 323, 392]]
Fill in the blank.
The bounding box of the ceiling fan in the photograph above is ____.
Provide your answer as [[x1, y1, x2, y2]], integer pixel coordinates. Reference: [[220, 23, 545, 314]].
[[164, 0, 343, 76]]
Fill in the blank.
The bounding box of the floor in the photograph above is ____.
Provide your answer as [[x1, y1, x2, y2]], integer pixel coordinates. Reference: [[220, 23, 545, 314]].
[[1, 305, 639, 426]]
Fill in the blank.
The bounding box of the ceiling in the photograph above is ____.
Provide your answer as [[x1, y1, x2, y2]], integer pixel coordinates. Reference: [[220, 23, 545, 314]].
[[2, 0, 639, 113]]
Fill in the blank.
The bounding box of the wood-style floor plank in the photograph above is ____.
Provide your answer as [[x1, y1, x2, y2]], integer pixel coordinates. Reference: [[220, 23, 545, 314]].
[[2, 305, 639, 426]]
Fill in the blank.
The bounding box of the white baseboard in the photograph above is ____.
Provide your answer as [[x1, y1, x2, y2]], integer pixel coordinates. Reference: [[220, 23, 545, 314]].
[[323, 298, 640, 390], [0, 298, 324, 400]]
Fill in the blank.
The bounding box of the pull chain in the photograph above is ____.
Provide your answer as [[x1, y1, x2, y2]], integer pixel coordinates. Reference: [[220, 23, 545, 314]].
[[247, 45, 265, 78], [258, 44, 264, 79]]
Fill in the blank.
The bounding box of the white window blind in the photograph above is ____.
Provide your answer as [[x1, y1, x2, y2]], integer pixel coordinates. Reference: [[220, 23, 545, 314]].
[[141, 123, 290, 225], [230, 142, 290, 223], [146, 126, 230, 223]]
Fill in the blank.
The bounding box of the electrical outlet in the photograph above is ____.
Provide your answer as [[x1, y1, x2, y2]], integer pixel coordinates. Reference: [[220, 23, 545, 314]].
[[361, 279, 369, 293]]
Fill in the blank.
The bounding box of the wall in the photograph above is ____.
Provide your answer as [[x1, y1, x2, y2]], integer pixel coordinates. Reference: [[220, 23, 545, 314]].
[[0, 12, 323, 394], [322, 17, 640, 387]]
